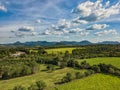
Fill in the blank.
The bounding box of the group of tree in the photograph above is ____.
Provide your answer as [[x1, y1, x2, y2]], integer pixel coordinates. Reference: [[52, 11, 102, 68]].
[[60, 61, 120, 84], [61, 70, 95, 84], [13, 80, 46, 90], [72, 45, 120, 59], [0, 60, 39, 80]]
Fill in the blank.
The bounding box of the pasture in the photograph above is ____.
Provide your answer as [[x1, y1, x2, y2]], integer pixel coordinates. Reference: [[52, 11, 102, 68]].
[[45, 47, 77, 54], [0, 65, 85, 90], [53, 74, 120, 90], [78, 57, 120, 68]]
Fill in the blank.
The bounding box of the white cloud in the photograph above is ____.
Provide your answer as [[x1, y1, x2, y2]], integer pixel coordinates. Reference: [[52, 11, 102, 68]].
[[52, 31, 64, 35], [36, 19, 41, 23], [80, 31, 89, 36], [69, 28, 83, 33], [95, 29, 118, 36], [86, 24, 109, 30], [58, 19, 71, 28], [11, 26, 39, 37], [72, 17, 88, 24], [72, 0, 120, 22], [41, 29, 64, 35], [41, 29, 52, 35], [52, 19, 71, 31], [18, 26, 34, 32], [69, 28, 89, 36], [0, 4, 7, 12]]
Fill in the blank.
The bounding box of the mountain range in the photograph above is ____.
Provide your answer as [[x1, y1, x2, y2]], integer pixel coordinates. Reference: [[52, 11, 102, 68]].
[[1, 40, 120, 46]]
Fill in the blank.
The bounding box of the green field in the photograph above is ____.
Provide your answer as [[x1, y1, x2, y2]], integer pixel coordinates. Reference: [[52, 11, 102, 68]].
[[46, 47, 77, 54], [78, 57, 120, 68], [0, 57, 120, 90], [0, 65, 85, 90], [53, 74, 120, 90], [29, 47, 78, 54]]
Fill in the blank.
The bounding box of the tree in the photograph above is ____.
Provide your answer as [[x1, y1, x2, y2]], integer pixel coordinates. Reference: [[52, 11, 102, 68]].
[[59, 61, 67, 69], [21, 65, 31, 76], [28, 61, 39, 74], [46, 64, 55, 71], [53, 56, 62, 65], [75, 72, 84, 79], [91, 65, 101, 73], [36, 80, 46, 90], [84, 70, 95, 77], [80, 61, 90, 69], [38, 47, 47, 55], [61, 73, 72, 83], [108, 68, 115, 74]]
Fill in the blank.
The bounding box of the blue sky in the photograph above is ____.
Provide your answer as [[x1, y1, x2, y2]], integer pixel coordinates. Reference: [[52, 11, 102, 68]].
[[0, 0, 120, 44]]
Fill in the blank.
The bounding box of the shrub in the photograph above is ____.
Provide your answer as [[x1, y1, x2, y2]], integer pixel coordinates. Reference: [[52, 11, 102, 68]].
[[75, 72, 84, 79], [61, 73, 72, 83], [91, 65, 101, 73], [28, 84, 37, 90], [13, 85, 26, 90], [36, 80, 46, 90]]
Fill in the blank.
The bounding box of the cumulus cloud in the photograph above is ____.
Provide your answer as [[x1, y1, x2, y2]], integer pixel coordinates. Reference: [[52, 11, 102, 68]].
[[41, 29, 64, 35], [69, 28, 89, 36], [86, 24, 109, 30], [52, 19, 71, 31], [0, 3, 7, 12], [72, 17, 88, 24], [95, 29, 118, 36], [72, 0, 120, 22], [41, 29, 52, 35], [80, 31, 89, 36], [36, 19, 41, 23], [69, 28, 83, 33], [11, 26, 39, 38], [18, 26, 34, 32]]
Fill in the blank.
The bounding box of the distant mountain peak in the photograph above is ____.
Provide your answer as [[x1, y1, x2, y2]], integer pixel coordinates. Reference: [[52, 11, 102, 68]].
[[1, 40, 120, 46]]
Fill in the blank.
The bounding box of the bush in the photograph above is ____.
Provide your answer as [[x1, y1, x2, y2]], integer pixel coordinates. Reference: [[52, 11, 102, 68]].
[[91, 65, 101, 73], [115, 70, 120, 76], [61, 73, 72, 83], [108, 68, 115, 74], [46, 64, 55, 71], [28, 84, 37, 90], [13, 85, 26, 90], [84, 70, 94, 76], [36, 80, 46, 90], [80, 61, 90, 69], [75, 72, 84, 79]]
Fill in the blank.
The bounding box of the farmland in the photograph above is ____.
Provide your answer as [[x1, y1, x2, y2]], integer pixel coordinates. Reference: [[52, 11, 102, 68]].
[[53, 74, 120, 90], [0, 44, 120, 90], [29, 47, 79, 54], [46, 47, 76, 54], [78, 57, 120, 68], [0, 57, 120, 90], [0, 65, 85, 90]]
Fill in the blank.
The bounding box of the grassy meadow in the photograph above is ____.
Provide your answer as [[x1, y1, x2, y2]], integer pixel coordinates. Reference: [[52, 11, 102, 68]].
[[53, 74, 120, 90], [45, 47, 77, 54], [0, 65, 85, 90], [29, 47, 78, 54], [78, 57, 120, 68], [0, 57, 120, 90]]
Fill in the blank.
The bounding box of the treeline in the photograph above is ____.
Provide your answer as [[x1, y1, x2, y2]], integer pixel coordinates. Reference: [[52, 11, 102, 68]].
[[59, 61, 120, 84], [0, 60, 39, 80]]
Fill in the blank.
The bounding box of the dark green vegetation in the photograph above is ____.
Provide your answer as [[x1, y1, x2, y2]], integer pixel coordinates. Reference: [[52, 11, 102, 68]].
[[0, 44, 120, 90]]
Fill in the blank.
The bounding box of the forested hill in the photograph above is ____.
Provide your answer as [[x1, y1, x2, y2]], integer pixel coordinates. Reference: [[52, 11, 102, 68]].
[[1, 40, 120, 46]]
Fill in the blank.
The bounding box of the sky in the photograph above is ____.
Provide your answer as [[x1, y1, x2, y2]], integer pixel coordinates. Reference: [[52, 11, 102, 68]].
[[0, 0, 120, 44]]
